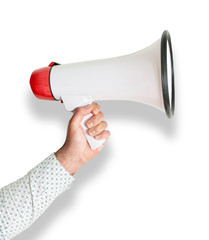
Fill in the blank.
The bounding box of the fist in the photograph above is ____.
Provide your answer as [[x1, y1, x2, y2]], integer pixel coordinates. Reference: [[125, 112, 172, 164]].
[[55, 102, 110, 175]]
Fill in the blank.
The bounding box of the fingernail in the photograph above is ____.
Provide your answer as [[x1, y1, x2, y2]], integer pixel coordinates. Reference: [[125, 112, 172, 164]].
[[87, 122, 93, 128], [89, 130, 95, 136]]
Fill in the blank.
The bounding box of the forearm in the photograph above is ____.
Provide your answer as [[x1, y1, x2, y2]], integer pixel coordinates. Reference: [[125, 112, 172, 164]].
[[0, 153, 75, 240]]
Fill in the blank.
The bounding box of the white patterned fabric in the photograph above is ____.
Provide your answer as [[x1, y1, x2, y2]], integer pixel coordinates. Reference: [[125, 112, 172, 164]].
[[0, 153, 75, 240]]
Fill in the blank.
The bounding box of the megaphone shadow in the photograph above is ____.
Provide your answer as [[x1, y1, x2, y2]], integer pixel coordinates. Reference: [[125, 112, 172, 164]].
[[26, 91, 176, 136], [17, 93, 176, 240], [100, 100, 177, 137]]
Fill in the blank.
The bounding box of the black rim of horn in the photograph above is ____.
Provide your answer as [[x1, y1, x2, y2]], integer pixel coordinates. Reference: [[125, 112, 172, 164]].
[[161, 30, 175, 118]]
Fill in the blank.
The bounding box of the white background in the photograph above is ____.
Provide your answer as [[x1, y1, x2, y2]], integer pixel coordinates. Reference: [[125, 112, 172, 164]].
[[0, 0, 208, 239]]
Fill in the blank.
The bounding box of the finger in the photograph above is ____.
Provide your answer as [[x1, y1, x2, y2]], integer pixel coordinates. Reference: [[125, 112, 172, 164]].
[[88, 121, 108, 137], [92, 102, 101, 115], [94, 130, 110, 140], [86, 111, 104, 128], [70, 104, 93, 129]]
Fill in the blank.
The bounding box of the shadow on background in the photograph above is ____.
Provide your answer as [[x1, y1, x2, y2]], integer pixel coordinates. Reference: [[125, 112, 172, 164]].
[[26, 92, 177, 136], [14, 93, 178, 239]]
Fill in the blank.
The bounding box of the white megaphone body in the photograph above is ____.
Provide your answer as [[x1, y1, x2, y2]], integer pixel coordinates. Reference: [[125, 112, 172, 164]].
[[30, 30, 175, 150]]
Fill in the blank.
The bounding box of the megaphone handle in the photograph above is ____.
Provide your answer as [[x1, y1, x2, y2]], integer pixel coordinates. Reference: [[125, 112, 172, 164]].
[[61, 96, 105, 150], [81, 113, 106, 150]]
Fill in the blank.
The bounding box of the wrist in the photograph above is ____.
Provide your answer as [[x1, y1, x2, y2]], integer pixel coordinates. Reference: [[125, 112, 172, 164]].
[[55, 149, 84, 175]]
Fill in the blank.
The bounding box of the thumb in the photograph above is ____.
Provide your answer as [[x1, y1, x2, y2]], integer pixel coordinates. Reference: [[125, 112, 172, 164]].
[[70, 104, 93, 130]]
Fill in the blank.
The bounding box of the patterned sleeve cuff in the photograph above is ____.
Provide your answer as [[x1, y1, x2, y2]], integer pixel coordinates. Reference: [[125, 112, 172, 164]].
[[27, 153, 75, 199]]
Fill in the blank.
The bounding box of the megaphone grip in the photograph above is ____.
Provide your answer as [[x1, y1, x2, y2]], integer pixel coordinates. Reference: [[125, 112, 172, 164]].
[[61, 96, 106, 150], [81, 113, 106, 150]]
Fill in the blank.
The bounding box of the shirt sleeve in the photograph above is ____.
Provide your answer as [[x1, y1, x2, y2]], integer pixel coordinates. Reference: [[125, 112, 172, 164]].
[[0, 153, 75, 240]]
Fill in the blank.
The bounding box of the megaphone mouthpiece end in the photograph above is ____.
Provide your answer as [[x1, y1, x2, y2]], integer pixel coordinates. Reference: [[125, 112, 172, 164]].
[[161, 30, 175, 119]]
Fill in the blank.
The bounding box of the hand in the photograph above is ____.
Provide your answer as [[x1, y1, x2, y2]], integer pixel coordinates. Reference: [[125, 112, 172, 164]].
[[55, 102, 110, 175]]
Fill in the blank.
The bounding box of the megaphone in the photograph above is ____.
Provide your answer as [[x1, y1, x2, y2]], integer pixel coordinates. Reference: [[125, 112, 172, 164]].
[[30, 30, 175, 150]]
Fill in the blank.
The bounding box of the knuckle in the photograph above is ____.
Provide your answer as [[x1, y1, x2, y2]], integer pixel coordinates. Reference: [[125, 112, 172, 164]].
[[101, 130, 110, 139], [90, 115, 96, 122], [99, 112, 104, 119], [96, 103, 101, 110], [93, 102, 99, 109], [103, 121, 108, 128], [95, 124, 102, 133], [93, 121, 108, 133], [93, 112, 104, 123]]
